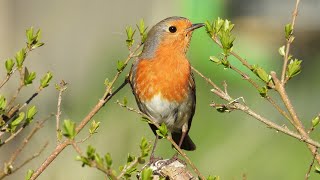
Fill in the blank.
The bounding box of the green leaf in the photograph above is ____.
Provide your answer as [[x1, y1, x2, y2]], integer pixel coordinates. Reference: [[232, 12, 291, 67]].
[[26, 27, 44, 49], [222, 19, 234, 32], [0, 95, 7, 111], [35, 29, 42, 42], [26, 27, 34, 44], [209, 56, 221, 64], [258, 86, 268, 98], [117, 60, 125, 72], [32, 42, 45, 50], [286, 59, 302, 79], [315, 166, 320, 174], [252, 65, 270, 83], [140, 117, 150, 123], [156, 123, 168, 138], [213, 17, 224, 34], [11, 112, 25, 127], [63, 119, 76, 139], [140, 137, 151, 158], [95, 153, 103, 167], [204, 20, 214, 37], [278, 45, 285, 56], [5, 59, 15, 74], [15, 48, 26, 69], [127, 153, 135, 163], [24, 67, 37, 85], [207, 175, 220, 180], [26, 106, 37, 124], [104, 78, 110, 87], [125, 26, 136, 48], [76, 156, 89, 167], [141, 168, 153, 180], [89, 120, 100, 134], [312, 116, 320, 127], [285, 23, 293, 40], [137, 19, 148, 43], [40, 72, 53, 88], [123, 96, 128, 106], [86, 145, 96, 160], [105, 153, 112, 168], [25, 169, 34, 180]]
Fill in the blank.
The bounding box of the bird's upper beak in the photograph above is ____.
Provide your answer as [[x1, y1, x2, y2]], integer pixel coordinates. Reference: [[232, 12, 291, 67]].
[[186, 23, 205, 32]]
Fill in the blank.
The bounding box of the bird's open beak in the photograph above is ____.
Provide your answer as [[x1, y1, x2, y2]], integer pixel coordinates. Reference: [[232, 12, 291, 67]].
[[186, 23, 205, 32]]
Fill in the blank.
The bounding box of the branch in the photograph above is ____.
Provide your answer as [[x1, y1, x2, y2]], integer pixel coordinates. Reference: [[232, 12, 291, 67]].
[[56, 80, 67, 143], [116, 101, 206, 180], [281, 0, 301, 83], [0, 117, 50, 179], [30, 44, 142, 180], [208, 36, 294, 127], [271, 72, 320, 162], [305, 149, 317, 180], [0, 67, 18, 89], [191, 66, 320, 149]]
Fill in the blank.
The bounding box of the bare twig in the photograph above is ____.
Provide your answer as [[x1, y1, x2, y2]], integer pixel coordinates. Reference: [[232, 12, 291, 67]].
[[281, 0, 301, 83], [30, 44, 142, 180], [305, 149, 317, 180], [0, 126, 24, 147], [8, 117, 50, 164], [0, 142, 48, 180], [0, 116, 50, 179], [7, 84, 24, 108], [0, 67, 18, 89], [71, 142, 83, 155], [11, 142, 48, 174], [116, 101, 206, 180], [271, 72, 320, 163], [56, 80, 67, 143], [191, 66, 320, 148], [207, 41, 294, 126]]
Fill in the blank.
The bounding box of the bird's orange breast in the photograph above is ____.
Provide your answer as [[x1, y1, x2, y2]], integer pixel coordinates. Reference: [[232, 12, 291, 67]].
[[134, 51, 191, 103]]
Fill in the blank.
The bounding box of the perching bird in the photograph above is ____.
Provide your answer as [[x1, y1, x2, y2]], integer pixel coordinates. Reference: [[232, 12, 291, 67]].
[[129, 16, 204, 151]]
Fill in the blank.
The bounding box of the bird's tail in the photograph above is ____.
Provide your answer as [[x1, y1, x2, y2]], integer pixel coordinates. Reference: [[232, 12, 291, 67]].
[[171, 132, 196, 151]]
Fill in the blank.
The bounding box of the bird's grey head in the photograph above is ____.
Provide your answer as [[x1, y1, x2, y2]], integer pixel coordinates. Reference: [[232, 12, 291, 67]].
[[140, 16, 204, 59]]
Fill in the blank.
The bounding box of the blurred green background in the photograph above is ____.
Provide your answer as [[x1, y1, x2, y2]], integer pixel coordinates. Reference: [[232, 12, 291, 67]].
[[1, 0, 320, 179]]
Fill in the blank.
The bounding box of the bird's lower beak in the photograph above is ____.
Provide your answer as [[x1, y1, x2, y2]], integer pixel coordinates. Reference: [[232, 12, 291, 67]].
[[186, 23, 205, 32]]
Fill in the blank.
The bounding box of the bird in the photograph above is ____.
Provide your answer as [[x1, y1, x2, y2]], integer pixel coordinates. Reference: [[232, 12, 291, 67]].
[[129, 16, 204, 152]]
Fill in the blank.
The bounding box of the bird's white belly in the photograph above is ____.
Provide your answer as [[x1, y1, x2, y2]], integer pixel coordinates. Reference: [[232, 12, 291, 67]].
[[143, 93, 178, 127]]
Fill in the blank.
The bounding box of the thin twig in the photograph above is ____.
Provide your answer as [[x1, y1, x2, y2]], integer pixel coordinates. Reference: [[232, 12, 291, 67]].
[[0, 117, 50, 179], [271, 72, 320, 163], [30, 44, 142, 180], [7, 84, 24, 108], [116, 101, 206, 180], [8, 117, 50, 164], [305, 149, 317, 180], [56, 80, 67, 143], [0, 126, 24, 147], [71, 142, 83, 155], [0, 68, 18, 89], [281, 0, 301, 83], [191, 66, 320, 148], [0, 142, 48, 180], [11, 142, 48, 174], [116, 158, 139, 179], [71, 142, 118, 180]]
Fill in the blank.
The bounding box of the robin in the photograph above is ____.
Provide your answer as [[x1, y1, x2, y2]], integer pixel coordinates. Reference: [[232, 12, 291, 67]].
[[129, 16, 204, 152]]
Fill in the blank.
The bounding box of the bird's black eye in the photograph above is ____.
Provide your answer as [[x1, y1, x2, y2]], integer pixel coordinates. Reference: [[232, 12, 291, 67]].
[[168, 26, 177, 33]]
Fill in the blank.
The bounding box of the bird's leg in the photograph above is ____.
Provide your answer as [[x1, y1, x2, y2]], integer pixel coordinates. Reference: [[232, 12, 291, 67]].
[[149, 134, 161, 163], [171, 124, 188, 161]]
